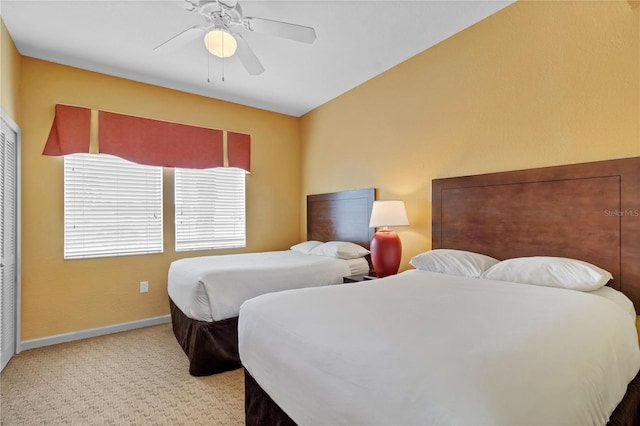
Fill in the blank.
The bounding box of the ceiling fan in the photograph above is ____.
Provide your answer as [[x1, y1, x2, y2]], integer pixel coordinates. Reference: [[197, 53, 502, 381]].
[[154, 0, 317, 75]]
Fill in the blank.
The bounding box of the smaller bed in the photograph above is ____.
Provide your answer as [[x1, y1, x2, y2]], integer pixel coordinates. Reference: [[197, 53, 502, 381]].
[[169, 188, 375, 376], [169, 249, 369, 323]]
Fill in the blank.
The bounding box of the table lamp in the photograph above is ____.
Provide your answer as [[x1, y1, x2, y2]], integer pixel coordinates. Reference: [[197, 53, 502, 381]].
[[369, 200, 409, 277]]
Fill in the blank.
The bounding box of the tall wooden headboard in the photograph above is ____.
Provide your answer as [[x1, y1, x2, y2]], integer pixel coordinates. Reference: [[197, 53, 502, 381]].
[[307, 188, 375, 249], [432, 157, 640, 310]]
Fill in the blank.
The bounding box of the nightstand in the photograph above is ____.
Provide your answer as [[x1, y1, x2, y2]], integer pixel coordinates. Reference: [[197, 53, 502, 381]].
[[343, 273, 377, 283]]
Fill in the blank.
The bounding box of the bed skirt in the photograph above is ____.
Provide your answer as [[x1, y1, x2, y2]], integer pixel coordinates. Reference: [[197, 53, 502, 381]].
[[608, 370, 640, 426], [169, 298, 241, 376], [244, 368, 640, 426], [245, 369, 296, 426]]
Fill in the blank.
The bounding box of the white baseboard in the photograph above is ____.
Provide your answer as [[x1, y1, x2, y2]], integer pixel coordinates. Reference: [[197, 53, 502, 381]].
[[19, 315, 171, 352]]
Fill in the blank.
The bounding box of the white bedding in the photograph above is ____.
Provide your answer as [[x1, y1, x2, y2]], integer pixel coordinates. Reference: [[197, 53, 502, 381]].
[[239, 270, 640, 425], [168, 250, 369, 322]]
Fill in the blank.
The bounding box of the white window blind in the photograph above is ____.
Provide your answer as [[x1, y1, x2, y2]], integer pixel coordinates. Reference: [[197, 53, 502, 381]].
[[64, 154, 163, 259], [175, 167, 246, 251]]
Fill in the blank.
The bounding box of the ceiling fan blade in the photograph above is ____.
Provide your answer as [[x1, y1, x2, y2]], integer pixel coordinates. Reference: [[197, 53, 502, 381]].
[[218, 0, 238, 9], [233, 33, 265, 75], [243, 17, 316, 44], [154, 26, 205, 53]]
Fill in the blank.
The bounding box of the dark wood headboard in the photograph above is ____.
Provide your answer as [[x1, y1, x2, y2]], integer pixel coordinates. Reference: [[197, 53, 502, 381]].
[[432, 157, 640, 311], [307, 188, 375, 249]]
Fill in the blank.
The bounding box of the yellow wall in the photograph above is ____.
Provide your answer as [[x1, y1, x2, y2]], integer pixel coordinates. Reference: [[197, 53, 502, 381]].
[[300, 2, 639, 337], [1, 18, 21, 121], [19, 58, 301, 340]]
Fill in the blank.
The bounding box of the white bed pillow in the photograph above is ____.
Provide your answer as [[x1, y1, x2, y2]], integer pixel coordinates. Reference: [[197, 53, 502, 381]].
[[409, 249, 499, 278], [309, 241, 370, 259], [480, 256, 613, 291], [290, 240, 323, 254]]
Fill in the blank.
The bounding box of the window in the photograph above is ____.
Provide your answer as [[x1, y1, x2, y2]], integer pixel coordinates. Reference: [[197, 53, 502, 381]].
[[64, 154, 163, 259], [175, 167, 246, 251]]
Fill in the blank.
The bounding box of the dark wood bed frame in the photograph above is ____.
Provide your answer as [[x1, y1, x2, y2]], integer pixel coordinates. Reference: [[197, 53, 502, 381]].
[[307, 188, 375, 249], [170, 188, 375, 376], [245, 157, 640, 425], [432, 156, 640, 311]]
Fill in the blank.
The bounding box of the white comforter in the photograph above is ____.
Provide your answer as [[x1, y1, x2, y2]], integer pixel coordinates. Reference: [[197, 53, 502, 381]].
[[239, 270, 640, 425], [168, 250, 367, 321]]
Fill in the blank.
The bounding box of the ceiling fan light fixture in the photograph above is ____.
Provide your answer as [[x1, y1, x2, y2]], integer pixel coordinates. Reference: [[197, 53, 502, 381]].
[[204, 28, 237, 58]]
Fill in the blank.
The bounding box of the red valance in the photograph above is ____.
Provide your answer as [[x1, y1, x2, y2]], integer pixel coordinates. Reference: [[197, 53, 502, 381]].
[[99, 111, 223, 169], [228, 131, 251, 172], [43, 105, 251, 171], [42, 105, 91, 156]]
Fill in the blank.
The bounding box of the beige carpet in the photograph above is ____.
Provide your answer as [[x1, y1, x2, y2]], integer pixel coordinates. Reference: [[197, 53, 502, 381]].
[[0, 323, 245, 425]]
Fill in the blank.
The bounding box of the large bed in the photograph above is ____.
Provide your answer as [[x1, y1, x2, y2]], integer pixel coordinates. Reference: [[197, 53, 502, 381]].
[[238, 157, 640, 425], [169, 188, 375, 376]]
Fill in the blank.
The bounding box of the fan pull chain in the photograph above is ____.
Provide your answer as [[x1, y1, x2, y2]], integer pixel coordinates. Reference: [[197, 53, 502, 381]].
[[204, 34, 226, 83], [221, 33, 225, 82]]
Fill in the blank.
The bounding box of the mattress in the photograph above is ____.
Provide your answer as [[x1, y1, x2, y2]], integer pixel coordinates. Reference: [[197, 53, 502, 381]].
[[168, 249, 369, 321], [238, 270, 640, 425]]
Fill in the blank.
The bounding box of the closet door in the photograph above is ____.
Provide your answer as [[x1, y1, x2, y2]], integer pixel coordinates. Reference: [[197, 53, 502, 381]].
[[1, 112, 20, 372]]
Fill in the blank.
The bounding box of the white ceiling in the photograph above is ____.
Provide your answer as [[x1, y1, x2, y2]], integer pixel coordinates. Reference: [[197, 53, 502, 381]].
[[1, 0, 514, 117]]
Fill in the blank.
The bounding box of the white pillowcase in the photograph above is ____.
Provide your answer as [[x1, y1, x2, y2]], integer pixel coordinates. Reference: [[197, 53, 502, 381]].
[[480, 256, 613, 291], [309, 241, 370, 259], [290, 240, 323, 254], [409, 249, 499, 278]]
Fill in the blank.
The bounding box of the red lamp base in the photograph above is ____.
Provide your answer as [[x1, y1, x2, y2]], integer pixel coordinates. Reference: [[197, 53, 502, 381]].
[[370, 229, 402, 278]]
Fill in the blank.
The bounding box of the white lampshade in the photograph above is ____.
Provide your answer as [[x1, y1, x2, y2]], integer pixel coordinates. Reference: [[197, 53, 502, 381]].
[[204, 28, 237, 58], [369, 200, 409, 228]]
